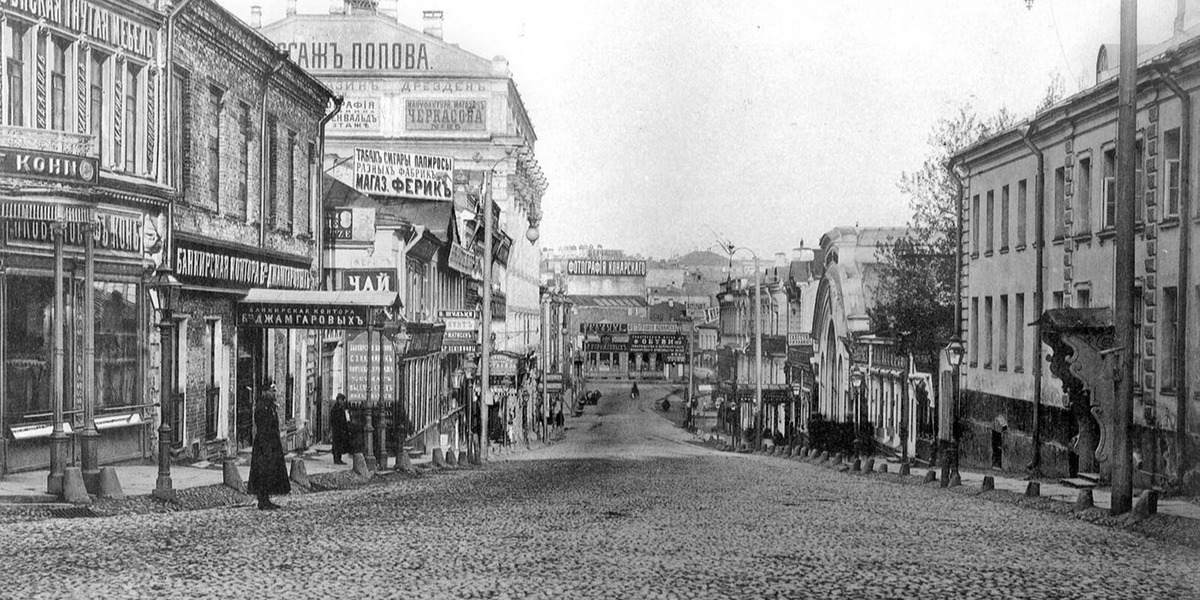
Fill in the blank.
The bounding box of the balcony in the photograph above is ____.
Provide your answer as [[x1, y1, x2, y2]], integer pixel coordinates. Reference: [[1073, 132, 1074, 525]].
[[0, 125, 97, 158]]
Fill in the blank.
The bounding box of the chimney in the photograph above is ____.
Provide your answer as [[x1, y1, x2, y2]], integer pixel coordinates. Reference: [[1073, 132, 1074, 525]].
[[286, 0, 297, 16], [423, 10, 444, 40], [250, 5, 262, 27]]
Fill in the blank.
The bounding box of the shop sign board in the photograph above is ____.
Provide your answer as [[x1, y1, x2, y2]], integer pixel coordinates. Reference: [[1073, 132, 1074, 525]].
[[329, 97, 380, 131], [442, 330, 478, 342], [176, 239, 312, 290], [565, 259, 646, 277], [0, 147, 97, 185], [438, 310, 479, 332], [489, 353, 518, 376], [787, 332, 814, 348], [324, 207, 376, 242], [630, 334, 686, 352], [442, 343, 478, 354], [405, 99, 486, 132], [345, 331, 396, 403], [236, 303, 370, 329], [584, 341, 628, 352], [447, 243, 477, 276], [581, 322, 627, 335], [6, 207, 144, 259], [4, 0, 158, 59], [628, 323, 681, 334], [340, 269, 394, 292], [353, 148, 453, 201], [664, 352, 687, 364]]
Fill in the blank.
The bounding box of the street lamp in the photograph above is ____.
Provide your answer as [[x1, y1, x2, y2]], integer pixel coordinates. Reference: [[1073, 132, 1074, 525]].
[[944, 337, 966, 480], [850, 368, 865, 456], [149, 265, 182, 502]]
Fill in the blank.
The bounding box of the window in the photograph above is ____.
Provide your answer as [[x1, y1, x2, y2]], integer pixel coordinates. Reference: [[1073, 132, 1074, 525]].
[[1077, 156, 1092, 233], [286, 130, 296, 231], [208, 87, 222, 209], [124, 64, 140, 172], [48, 37, 67, 131], [998, 295, 1008, 370], [972, 194, 981, 255], [1162, 287, 1178, 392], [407, 258, 429, 320], [1053, 291, 1064, 309], [266, 113, 278, 226], [986, 190, 995, 253], [1014, 293, 1025, 371], [1054, 166, 1066, 239], [1166, 128, 1181, 218], [1103, 148, 1116, 228], [970, 297, 979, 367], [1000, 185, 1010, 250], [238, 101, 252, 218], [1076, 287, 1091, 308], [90, 51, 106, 146], [984, 296, 993, 369], [205, 319, 221, 440], [306, 141, 316, 236], [169, 68, 187, 194], [6, 21, 27, 127], [1017, 179, 1028, 247]]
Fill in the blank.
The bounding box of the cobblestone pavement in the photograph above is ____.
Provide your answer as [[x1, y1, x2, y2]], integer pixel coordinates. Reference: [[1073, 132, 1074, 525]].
[[1, 382, 1198, 599]]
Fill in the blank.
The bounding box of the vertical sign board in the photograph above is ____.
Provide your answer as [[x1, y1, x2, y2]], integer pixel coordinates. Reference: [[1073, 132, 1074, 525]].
[[345, 331, 397, 403]]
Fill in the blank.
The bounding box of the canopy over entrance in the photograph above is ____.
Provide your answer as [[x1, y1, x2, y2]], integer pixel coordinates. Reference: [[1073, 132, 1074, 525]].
[[236, 289, 402, 330]]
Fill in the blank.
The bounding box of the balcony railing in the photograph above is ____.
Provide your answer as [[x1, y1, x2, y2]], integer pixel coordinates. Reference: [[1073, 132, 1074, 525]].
[[0, 125, 98, 158]]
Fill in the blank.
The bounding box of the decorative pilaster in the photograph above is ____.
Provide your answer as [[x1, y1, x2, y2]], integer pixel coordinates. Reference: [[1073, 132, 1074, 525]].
[[76, 39, 89, 135], [35, 23, 48, 130], [146, 64, 157, 177], [1063, 138, 1075, 304], [113, 54, 124, 168], [1144, 103, 1160, 397]]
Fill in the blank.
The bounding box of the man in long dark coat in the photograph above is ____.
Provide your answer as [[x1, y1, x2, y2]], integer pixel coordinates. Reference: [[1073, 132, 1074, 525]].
[[248, 378, 290, 510], [329, 393, 353, 465]]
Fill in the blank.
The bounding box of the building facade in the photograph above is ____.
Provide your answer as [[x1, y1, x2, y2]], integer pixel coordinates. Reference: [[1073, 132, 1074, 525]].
[[952, 29, 1200, 486]]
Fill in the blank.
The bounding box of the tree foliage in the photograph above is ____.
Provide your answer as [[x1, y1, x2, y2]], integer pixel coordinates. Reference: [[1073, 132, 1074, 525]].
[[869, 104, 1016, 358]]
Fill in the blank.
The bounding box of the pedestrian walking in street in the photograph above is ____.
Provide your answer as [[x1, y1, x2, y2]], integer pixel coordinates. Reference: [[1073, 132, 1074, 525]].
[[329, 393, 352, 465], [631, 382, 640, 400], [248, 377, 290, 510]]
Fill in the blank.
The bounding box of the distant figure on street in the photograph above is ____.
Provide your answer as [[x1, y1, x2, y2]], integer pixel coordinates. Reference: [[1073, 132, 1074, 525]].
[[329, 393, 352, 465], [631, 382, 640, 400], [248, 377, 290, 510], [554, 401, 564, 436]]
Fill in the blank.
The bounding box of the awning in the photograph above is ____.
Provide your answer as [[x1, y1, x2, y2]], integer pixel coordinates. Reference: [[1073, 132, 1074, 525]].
[[236, 289, 402, 330]]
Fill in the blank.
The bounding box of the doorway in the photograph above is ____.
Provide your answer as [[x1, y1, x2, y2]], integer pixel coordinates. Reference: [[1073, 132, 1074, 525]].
[[991, 429, 1003, 469], [236, 329, 265, 448]]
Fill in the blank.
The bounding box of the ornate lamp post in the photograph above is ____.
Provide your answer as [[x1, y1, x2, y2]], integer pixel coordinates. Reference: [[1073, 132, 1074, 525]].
[[850, 368, 865, 456], [150, 266, 182, 502], [944, 337, 966, 480]]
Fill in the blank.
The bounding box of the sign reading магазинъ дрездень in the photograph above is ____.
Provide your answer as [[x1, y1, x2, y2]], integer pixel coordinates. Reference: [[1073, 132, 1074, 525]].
[[352, 148, 453, 201]]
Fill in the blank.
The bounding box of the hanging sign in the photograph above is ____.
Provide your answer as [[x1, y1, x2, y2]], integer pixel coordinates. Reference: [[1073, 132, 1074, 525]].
[[353, 148, 454, 201]]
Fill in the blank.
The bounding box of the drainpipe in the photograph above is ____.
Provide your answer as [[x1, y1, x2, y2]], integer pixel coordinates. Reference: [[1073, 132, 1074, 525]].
[[260, 54, 286, 247], [1021, 124, 1046, 476], [315, 95, 344, 280], [164, 0, 198, 270], [1155, 64, 1191, 482]]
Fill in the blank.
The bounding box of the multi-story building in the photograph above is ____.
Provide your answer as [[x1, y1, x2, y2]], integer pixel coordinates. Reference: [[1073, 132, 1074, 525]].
[[951, 21, 1200, 486], [258, 0, 547, 455], [170, 0, 335, 460]]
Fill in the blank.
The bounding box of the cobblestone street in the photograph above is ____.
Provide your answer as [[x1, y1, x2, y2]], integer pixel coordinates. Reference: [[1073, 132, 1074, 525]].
[[0, 383, 1197, 599]]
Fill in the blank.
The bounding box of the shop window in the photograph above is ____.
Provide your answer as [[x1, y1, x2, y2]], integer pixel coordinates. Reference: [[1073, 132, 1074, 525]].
[[971, 194, 980, 255], [90, 51, 107, 150], [1162, 287, 1178, 393], [984, 296, 993, 369], [6, 20, 27, 127], [204, 319, 221, 440], [170, 67, 189, 194], [998, 295, 1008, 371], [94, 282, 141, 411]]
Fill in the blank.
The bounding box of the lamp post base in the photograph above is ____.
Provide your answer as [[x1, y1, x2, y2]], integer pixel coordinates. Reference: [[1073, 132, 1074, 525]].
[[46, 431, 70, 495], [152, 486, 178, 503], [80, 428, 101, 494]]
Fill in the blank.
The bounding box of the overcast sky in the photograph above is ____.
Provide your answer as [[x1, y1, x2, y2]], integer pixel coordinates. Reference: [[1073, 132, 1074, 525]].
[[219, 0, 1184, 259]]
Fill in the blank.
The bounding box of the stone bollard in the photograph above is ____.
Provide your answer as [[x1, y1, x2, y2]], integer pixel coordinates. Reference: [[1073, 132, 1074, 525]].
[[809, 449, 820, 460], [432, 448, 447, 468], [97, 467, 125, 500], [832, 453, 843, 466], [1025, 481, 1041, 497], [446, 449, 459, 466], [1075, 488, 1094, 510], [949, 472, 961, 487], [862, 458, 875, 473], [62, 467, 92, 505], [1133, 489, 1159, 518], [289, 459, 310, 488], [982, 476, 995, 491], [223, 458, 245, 493], [851, 458, 861, 472], [878, 463, 889, 473], [396, 451, 414, 473], [794, 446, 805, 457], [923, 470, 937, 484], [458, 450, 469, 466], [352, 452, 370, 476], [899, 464, 911, 476]]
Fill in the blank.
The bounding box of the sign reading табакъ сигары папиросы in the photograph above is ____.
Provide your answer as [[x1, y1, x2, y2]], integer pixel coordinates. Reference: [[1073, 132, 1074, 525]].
[[353, 148, 453, 201]]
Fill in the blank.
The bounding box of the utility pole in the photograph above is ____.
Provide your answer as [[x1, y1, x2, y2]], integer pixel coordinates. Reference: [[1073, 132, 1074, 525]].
[[1112, 0, 1137, 515], [754, 255, 763, 451]]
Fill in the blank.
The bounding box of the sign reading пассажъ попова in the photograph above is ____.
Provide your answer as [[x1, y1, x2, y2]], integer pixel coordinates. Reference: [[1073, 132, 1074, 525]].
[[353, 148, 453, 201]]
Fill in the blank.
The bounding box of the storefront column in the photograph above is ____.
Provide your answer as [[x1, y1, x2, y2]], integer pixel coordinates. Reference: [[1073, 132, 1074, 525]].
[[47, 222, 67, 495], [81, 220, 100, 492], [0, 260, 7, 476]]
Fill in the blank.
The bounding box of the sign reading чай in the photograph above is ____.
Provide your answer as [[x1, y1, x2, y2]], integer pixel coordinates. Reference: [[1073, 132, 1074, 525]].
[[353, 148, 453, 201]]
